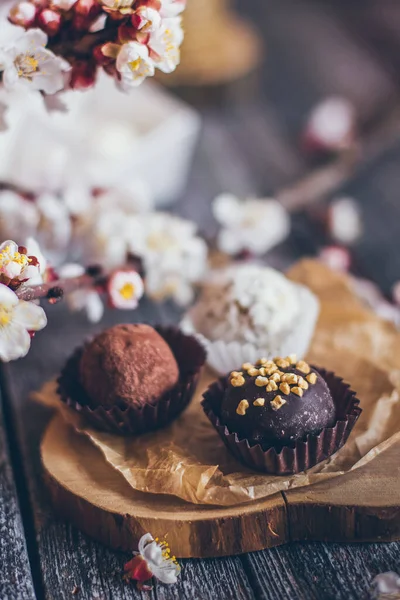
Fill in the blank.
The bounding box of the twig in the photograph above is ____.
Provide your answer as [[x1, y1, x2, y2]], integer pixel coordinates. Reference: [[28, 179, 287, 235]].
[[278, 103, 400, 211], [278, 148, 358, 210], [16, 267, 104, 303]]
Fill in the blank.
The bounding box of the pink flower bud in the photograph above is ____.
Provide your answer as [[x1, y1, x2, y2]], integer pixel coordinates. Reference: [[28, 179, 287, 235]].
[[131, 6, 161, 33], [302, 97, 356, 155], [37, 8, 62, 36], [9, 1, 37, 27], [319, 245, 351, 273], [69, 60, 97, 89]]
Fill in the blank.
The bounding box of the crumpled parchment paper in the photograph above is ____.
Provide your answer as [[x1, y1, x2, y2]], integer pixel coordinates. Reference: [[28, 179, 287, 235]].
[[34, 260, 400, 507]]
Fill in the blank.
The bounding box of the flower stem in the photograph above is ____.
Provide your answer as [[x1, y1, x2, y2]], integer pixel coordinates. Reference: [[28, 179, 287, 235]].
[[16, 267, 105, 303]]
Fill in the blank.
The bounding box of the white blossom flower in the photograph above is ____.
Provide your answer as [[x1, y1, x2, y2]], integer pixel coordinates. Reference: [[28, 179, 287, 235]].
[[0, 191, 40, 242], [116, 41, 155, 89], [127, 212, 208, 306], [134, 6, 162, 33], [99, 0, 134, 9], [25, 237, 47, 284], [160, 0, 185, 18], [0, 283, 47, 361], [58, 263, 104, 323], [62, 185, 93, 218], [0, 191, 71, 265], [87, 212, 129, 268], [328, 197, 362, 245], [213, 193, 290, 256], [9, 1, 36, 27], [371, 572, 400, 598], [50, 0, 77, 9], [35, 193, 72, 255], [89, 13, 107, 33], [149, 17, 183, 73], [95, 181, 153, 215], [124, 533, 181, 586], [108, 269, 144, 309], [0, 29, 68, 94], [0, 240, 40, 282], [82, 182, 154, 267]]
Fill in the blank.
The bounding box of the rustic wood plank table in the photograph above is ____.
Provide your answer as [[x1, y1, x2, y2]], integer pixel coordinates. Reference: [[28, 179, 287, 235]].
[[1, 1, 400, 598]]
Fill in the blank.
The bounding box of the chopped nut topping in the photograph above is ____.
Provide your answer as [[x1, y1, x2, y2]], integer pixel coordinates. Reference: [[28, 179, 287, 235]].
[[270, 395, 287, 411], [266, 380, 278, 392], [242, 362, 253, 371], [253, 397, 265, 407], [277, 370, 285, 377], [231, 375, 245, 387], [266, 365, 278, 375], [282, 373, 298, 385], [231, 371, 243, 377], [269, 372, 281, 383], [255, 376, 269, 387], [292, 386, 304, 397], [297, 376, 309, 390], [279, 382, 291, 395], [256, 357, 268, 366], [258, 367, 266, 377], [248, 368, 260, 377], [287, 354, 297, 364], [296, 360, 311, 375], [307, 372, 318, 385], [275, 358, 290, 369], [236, 399, 249, 415]]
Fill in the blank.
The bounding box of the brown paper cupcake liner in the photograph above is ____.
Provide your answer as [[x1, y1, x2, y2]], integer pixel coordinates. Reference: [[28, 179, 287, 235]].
[[57, 326, 206, 435], [201, 367, 362, 475]]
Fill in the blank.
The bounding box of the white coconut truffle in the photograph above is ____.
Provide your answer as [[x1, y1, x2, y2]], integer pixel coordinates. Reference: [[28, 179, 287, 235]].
[[182, 264, 320, 374]]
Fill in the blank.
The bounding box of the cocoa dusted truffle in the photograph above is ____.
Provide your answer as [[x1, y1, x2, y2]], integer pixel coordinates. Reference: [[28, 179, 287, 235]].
[[79, 324, 179, 408], [221, 355, 335, 449]]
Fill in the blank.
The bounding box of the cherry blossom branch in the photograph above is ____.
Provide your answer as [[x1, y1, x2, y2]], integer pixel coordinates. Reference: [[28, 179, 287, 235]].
[[16, 267, 105, 303], [279, 103, 400, 211]]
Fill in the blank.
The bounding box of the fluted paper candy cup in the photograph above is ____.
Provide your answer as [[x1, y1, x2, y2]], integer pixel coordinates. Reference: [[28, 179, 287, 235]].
[[182, 284, 320, 375], [57, 326, 206, 435], [201, 367, 362, 475]]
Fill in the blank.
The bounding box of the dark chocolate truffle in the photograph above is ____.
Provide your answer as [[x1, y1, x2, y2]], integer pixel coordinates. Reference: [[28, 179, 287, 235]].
[[221, 356, 335, 449], [79, 324, 179, 407]]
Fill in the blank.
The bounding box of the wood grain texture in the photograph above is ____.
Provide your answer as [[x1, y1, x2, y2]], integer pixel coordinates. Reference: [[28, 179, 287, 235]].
[[3, 302, 255, 599], [40, 403, 400, 560], [242, 541, 400, 600], [284, 439, 400, 544], [0, 390, 36, 600], [41, 414, 287, 558]]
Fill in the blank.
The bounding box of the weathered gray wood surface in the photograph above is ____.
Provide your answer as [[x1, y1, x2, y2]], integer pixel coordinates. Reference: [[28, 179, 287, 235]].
[[0, 389, 35, 600], [2, 0, 400, 598]]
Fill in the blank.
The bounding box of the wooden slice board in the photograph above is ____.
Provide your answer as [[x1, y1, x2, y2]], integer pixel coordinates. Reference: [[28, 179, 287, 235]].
[[41, 414, 400, 558]]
